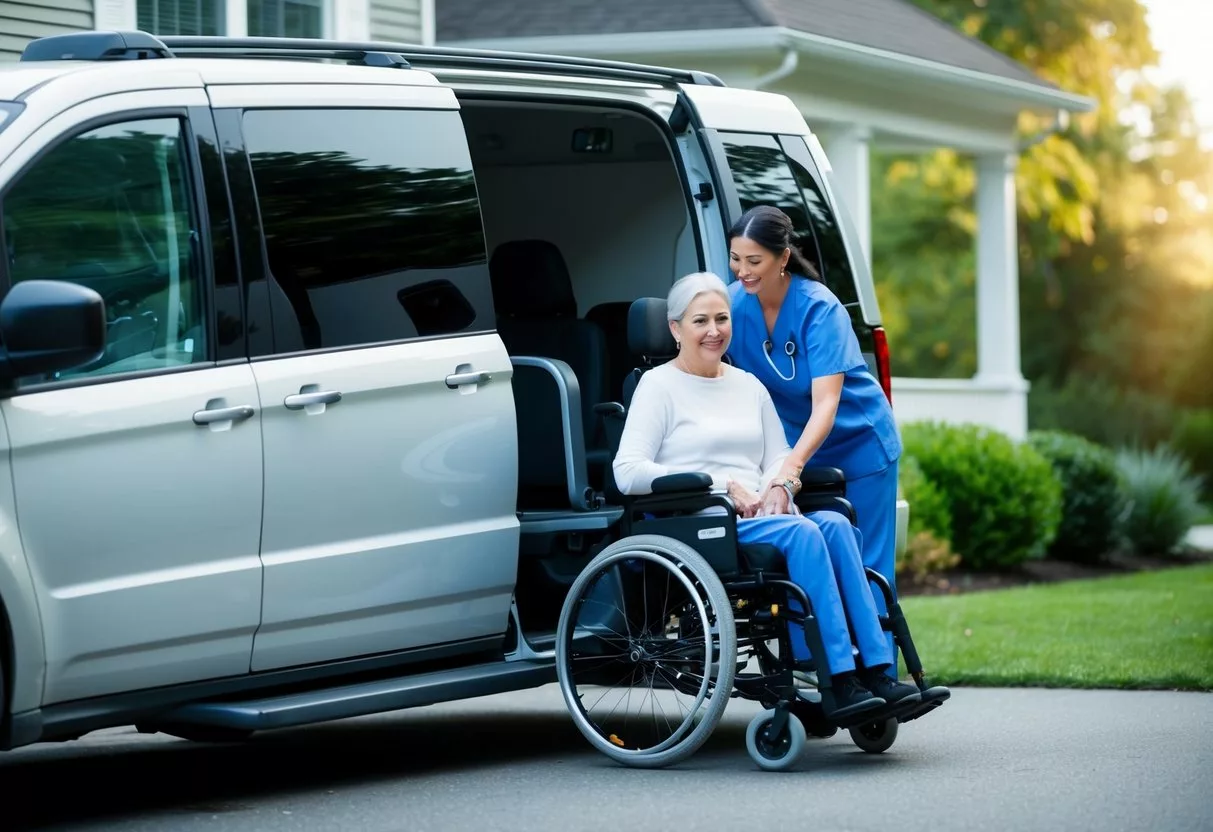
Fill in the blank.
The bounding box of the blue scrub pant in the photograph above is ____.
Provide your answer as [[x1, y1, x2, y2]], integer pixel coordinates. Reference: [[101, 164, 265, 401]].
[[846, 461, 900, 672], [737, 511, 891, 676]]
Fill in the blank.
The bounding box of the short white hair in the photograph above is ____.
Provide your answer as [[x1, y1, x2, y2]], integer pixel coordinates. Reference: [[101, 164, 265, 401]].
[[667, 271, 730, 321]]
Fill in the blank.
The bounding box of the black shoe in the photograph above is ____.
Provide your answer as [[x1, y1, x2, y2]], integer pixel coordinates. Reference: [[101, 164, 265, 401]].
[[858, 667, 924, 718], [819, 673, 886, 726], [859, 668, 921, 705]]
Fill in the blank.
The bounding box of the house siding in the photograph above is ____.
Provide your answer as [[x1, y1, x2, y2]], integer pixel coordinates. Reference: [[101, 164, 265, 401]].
[[369, 0, 422, 44], [0, 0, 94, 61]]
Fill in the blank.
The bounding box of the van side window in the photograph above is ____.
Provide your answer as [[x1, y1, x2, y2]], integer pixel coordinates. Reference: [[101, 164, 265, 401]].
[[1, 117, 208, 382], [241, 108, 491, 353], [779, 137, 861, 306], [718, 132, 859, 306]]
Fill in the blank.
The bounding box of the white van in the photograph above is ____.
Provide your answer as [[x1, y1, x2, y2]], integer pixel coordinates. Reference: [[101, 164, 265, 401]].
[[0, 30, 907, 750]]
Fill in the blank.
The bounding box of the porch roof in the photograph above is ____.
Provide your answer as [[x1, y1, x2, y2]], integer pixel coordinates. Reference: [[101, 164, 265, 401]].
[[441, 0, 1071, 94]]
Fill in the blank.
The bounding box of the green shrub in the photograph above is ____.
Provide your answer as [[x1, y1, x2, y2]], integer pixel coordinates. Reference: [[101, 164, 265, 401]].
[[1115, 445, 1205, 555], [1028, 431, 1128, 564], [898, 530, 961, 584], [1172, 409, 1213, 501], [897, 457, 959, 582], [1029, 377, 1178, 449], [901, 421, 1062, 570], [899, 456, 952, 542]]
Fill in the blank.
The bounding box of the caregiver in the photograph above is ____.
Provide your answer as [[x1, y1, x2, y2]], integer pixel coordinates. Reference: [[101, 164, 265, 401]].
[[724, 204, 904, 669]]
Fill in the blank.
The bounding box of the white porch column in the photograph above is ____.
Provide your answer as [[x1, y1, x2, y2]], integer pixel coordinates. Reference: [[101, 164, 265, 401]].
[[974, 152, 1024, 382], [333, 0, 371, 39], [971, 151, 1029, 438], [225, 0, 248, 36], [822, 125, 872, 270]]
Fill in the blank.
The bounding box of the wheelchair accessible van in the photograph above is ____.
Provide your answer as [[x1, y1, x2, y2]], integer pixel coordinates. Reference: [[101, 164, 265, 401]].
[[532, 299, 950, 771]]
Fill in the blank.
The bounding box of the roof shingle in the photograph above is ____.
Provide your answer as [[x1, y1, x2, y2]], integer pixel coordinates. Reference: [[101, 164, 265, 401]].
[[436, 0, 1053, 90]]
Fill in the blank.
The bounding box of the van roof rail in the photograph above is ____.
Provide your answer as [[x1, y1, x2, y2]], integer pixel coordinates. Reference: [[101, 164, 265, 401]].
[[20, 30, 173, 62], [20, 30, 412, 69], [160, 36, 726, 86], [19, 30, 727, 87]]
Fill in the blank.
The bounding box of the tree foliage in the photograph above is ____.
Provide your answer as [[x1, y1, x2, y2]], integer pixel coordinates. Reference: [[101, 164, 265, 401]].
[[877, 0, 1213, 433]]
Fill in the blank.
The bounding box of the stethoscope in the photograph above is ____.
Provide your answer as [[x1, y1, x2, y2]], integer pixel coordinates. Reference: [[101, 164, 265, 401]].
[[763, 337, 797, 382]]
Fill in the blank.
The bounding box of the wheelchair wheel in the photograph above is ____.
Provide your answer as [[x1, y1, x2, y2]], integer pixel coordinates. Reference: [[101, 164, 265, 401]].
[[746, 708, 807, 771], [849, 717, 898, 753], [556, 534, 737, 769]]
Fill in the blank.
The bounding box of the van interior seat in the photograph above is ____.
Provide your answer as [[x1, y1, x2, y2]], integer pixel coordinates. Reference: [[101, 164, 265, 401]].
[[585, 301, 633, 403], [489, 239, 611, 504]]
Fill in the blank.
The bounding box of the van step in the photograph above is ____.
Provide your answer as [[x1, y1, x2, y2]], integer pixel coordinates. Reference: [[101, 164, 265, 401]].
[[154, 660, 556, 732]]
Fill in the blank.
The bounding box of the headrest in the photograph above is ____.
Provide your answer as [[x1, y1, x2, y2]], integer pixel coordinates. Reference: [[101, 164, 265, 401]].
[[489, 239, 577, 318], [627, 298, 677, 360]]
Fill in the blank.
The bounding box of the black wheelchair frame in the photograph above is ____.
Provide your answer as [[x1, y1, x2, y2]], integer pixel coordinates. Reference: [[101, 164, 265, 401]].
[[545, 403, 949, 770], [513, 297, 948, 770]]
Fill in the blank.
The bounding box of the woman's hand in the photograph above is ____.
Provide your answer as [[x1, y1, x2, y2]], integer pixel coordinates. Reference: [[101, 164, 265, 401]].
[[777, 460, 803, 488], [758, 483, 792, 517], [727, 480, 762, 519]]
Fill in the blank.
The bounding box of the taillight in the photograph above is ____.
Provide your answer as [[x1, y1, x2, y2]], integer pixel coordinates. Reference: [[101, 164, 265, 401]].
[[872, 326, 893, 404]]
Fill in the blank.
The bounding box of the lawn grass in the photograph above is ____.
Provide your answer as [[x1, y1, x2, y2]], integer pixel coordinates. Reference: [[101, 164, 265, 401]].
[[898, 563, 1213, 691]]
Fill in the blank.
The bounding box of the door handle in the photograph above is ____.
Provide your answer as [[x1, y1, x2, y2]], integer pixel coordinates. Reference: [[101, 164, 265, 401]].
[[284, 389, 342, 410], [193, 405, 255, 426], [445, 370, 490, 389]]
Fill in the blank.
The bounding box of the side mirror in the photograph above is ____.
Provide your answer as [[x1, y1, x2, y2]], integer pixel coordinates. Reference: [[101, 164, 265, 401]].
[[0, 280, 106, 382]]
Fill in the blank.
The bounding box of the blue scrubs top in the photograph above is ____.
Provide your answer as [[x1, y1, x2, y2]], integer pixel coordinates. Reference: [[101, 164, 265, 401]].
[[727, 277, 902, 480]]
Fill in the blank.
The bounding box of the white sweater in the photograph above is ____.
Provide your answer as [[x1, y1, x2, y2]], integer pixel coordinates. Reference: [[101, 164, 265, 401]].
[[613, 362, 791, 496]]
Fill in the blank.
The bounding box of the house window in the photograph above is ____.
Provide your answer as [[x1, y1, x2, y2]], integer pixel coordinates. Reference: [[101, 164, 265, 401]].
[[248, 0, 325, 38], [137, 0, 224, 35]]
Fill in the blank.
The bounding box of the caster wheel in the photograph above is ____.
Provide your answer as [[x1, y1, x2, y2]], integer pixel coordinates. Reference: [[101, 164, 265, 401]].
[[849, 717, 898, 754], [746, 709, 807, 771]]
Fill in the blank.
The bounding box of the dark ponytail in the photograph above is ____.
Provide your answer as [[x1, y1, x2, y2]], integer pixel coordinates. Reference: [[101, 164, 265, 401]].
[[727, 205, 822, 282]]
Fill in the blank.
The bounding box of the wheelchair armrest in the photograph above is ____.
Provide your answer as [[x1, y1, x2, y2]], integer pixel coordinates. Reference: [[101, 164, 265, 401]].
[[511, 356, 595, 511], [795, 493, 857, 524], [627, 473, 734, 520], [651, 472, 713, 494], [593, 401, 626, 455], [799, 465, 847, 496]]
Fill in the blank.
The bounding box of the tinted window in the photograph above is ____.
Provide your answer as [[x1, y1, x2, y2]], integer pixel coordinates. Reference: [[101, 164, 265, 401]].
[[779, 136, 860, 305], [242, 108, 491, 352], [1, 117, 208, 382], [718, 132, 858, 306]]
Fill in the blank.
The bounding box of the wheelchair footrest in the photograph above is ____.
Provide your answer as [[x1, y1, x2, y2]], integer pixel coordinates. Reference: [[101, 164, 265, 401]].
[[897, 686, 950, 723]]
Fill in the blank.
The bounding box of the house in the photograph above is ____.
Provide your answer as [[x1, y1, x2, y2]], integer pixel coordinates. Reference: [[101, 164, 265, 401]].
[[0, 0, 1094, 440], [437, 0, 1096, 440], [0, 0, 434, 58]]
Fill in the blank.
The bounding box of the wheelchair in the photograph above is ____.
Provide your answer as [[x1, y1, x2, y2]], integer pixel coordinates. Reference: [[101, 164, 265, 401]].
[[547, 298, 950, 771]]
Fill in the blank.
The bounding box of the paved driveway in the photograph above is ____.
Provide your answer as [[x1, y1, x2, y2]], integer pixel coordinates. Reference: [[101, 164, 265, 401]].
[[3, 685, 1210, 831]]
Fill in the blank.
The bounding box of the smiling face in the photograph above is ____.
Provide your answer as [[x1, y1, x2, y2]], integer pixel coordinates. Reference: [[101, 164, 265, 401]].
[[729, 234, 790, 296], [670, 290, 731, 370]]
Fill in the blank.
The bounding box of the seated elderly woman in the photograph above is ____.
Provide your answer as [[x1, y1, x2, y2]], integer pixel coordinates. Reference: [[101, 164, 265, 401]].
[[612, 271, 920, 722]]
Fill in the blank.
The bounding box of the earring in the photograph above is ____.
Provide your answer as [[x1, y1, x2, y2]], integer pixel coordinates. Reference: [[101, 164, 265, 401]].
[[675, 340, 681, 349]]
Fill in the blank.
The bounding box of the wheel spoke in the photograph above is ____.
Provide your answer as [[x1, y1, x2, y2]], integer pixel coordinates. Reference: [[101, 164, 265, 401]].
[[557, 541, 738, 766]]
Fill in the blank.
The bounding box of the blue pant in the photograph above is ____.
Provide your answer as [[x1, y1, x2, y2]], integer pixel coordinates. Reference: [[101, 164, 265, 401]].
[[846, 462, 900, 671], [737, 511, 891, 676]]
